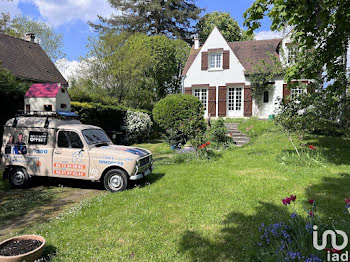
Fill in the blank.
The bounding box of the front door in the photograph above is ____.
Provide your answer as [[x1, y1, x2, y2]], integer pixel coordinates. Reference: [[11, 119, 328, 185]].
[[53, 130, 89, 179], [227, 87, 243, 117]]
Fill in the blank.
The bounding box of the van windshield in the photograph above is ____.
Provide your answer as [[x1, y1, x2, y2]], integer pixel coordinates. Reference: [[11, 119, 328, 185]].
[[82, 129, 111, 145]]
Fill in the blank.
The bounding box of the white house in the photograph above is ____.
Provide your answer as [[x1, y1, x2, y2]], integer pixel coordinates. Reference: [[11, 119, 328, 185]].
[[24, 83, 71, 113], [182, 27, 306, 118]]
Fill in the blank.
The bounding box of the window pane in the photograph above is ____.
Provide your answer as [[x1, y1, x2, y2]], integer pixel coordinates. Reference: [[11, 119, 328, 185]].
[[209, 52, 222, 69], [216, 53, 221, 68], [263, 91, 269, 103], [288, 46, 297, 64], [82, 129, 111, 145], [201, 89, 207, 111], [58, 131, 83, 148], [67, 132, 83, 148], [236, 88, 242, 110], [44, 105, 52, 111], [209, 54, 215, 68], [228, 88, 234, 111], [57, 132, 69, 148], [194, 89, 200, 99]]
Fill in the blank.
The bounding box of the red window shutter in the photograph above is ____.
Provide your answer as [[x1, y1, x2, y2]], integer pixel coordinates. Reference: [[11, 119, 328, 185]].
[[244, 86, 252, 117], [184, 87, 192, 95], [283, 84, 291, 102], [223, 50, 230, 69], [208, 86, 216, 117], [218, 86, 227, 117], [201, 52, 208, 70]]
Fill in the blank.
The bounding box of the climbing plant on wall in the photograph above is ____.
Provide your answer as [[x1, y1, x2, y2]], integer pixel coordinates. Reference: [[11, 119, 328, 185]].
[[248, 53, 285, 106]]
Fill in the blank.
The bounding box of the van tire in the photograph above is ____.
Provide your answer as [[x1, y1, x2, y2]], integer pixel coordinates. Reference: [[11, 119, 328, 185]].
[[103, 169, 128, 192], [9, 167, 29, 188]]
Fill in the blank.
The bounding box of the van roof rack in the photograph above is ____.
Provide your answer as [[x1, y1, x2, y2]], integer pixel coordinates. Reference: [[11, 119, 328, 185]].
[[16, 111, 79, 118]]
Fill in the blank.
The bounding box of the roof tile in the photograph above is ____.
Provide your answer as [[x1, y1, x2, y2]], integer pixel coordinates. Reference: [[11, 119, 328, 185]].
[[0, 33, 68, 85], [25, 83, 61, 98]]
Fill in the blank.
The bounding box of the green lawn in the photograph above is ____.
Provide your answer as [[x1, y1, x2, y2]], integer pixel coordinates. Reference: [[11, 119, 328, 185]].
[[4, 120, 350, 261]]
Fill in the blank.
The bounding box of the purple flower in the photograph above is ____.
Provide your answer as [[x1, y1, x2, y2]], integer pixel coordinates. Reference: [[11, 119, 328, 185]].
[[305, 256, 322, 262], [291, 213, 297, 219]]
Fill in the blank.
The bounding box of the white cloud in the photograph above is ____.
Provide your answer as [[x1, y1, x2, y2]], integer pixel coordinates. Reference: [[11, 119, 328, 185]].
[[0, 0, 21, 16], [254, 30, 286, 40], [15, 0, 116, 27]]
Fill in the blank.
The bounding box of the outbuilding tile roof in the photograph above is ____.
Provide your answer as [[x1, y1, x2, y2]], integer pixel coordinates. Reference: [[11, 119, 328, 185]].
[[25, 83, 62, 98], [0, 33, 68, 85]]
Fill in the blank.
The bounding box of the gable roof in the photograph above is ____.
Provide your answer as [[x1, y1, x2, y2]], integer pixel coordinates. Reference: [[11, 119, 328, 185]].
[[25, 83, 62, 98], [182, 45, 202, 77], [0, 33, 68, 85], [182, 38, 282, 76], [228, 39, 282, 73]]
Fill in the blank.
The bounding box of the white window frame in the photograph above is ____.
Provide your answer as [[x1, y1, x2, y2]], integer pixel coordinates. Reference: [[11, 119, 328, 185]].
[[287, 44, 298, 64], [227, 87, 243, 116], [208, 52, 222, 70], [194, 88, 208, 113], [291, 86, 305, 100]]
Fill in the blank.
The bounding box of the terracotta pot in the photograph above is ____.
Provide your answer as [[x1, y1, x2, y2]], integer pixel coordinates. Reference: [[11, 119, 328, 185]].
[[0, 235, 46, 262]]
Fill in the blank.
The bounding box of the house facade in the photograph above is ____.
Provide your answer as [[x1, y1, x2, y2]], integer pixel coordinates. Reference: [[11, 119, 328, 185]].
[[182, 27, 302, 118], [24, 83, 71, 113]]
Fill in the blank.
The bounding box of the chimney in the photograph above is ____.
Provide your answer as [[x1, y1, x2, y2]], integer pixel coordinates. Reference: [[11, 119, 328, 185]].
[[25, 33, 35, 43], [194, 35, 200, 49]]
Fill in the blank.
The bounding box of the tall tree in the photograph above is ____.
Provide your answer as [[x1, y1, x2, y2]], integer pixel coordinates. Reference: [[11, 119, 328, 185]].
[[0, 13, 64, 61], [90, 0, 203, 44], [244, 0, 349, 93], [244, 0, 350, 125], [70, 33, 190, 110], [196, 11, 253, 43]]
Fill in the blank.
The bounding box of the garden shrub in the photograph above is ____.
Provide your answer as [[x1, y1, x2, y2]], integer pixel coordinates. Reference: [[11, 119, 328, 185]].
[[275, 90, 350, 138], [71, 101, 152, 144], [152, 94, 206, 145], [209, 118, 232, 148], [122, 110, 153, 144]]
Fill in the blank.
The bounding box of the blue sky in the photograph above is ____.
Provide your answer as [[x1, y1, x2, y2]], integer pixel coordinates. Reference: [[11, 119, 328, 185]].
[[1, 0, 279, 62]]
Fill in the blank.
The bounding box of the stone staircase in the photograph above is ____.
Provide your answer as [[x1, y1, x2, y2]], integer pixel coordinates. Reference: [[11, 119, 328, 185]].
[[225, 123, 250, 147]]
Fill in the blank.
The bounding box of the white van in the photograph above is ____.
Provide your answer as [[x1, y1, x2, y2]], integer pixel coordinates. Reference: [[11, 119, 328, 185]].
[[1, 114, 153, 192]]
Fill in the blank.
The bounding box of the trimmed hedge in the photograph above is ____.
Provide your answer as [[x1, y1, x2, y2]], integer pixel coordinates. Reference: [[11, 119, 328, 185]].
[[71, 101, 152, 144]]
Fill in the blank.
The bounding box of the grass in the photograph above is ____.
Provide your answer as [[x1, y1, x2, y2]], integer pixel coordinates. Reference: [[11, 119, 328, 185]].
[[2, 119, 350, 261]]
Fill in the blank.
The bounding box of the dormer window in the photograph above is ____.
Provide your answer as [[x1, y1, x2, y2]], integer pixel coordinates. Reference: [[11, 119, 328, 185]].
[[209, 52, 222, 69], [287, 44, 298, 64]]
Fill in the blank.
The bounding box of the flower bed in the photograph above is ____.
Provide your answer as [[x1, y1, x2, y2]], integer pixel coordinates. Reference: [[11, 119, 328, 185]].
[[256, 195, 350, 261]]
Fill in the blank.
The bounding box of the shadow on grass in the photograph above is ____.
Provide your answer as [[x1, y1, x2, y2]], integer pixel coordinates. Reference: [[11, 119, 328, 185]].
[[131, 172, 165, 189], [38, 244, 57, 262], [0, 177, 103, 240], [304, 173, 350, 218], [310, 136, 350, 165], [179, 202, 290, 261]]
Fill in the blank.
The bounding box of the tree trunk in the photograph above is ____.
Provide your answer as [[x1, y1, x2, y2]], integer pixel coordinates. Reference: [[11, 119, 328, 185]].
[[338, 41, 349, 127]]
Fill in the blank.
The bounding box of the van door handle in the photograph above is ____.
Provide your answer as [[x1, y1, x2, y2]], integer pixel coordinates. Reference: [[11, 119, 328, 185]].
[[55, 151, 62, 154]]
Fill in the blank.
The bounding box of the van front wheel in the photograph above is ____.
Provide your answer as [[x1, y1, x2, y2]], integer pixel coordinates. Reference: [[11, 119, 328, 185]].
[[103, 169, 128, 192], [9, 167, 29, 188]]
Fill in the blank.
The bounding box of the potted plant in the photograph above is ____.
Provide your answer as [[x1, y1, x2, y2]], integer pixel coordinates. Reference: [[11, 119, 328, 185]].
[[0, 235, 46, 262]]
